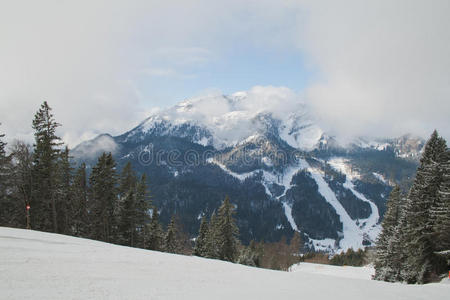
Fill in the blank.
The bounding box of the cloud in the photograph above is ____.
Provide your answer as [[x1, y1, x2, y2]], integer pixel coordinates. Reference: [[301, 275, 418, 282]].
[[142, 68, 196, 79], [0, 0, 449, 147], [0, 0, 302, 147], [297, 0, 450, 140]]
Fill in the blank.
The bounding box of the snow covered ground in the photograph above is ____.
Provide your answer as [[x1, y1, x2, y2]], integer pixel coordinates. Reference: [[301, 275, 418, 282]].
[[1, 227, 448, 300]]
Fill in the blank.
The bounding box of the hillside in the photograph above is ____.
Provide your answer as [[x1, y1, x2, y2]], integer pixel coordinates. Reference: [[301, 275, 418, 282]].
[[72, 90, 423, 251], [1, 227, 448, 300]]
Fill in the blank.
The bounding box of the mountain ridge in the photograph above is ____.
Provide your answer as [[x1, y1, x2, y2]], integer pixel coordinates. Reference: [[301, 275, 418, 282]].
[[72, 89, 424, 252]]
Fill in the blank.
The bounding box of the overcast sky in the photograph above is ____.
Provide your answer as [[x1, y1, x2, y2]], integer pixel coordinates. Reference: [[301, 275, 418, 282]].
[[0, 0, 449, 147]]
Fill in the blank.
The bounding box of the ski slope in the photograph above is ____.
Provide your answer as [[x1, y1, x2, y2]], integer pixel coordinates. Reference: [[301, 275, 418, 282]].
[[1, 227, 448, 300]]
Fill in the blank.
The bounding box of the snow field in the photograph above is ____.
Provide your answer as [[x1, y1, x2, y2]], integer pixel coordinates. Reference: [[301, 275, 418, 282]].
[[1, 227, 448, 300]]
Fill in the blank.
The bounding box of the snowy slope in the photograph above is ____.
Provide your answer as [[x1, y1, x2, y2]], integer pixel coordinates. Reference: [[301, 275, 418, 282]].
[[1, 227, 448, 300]]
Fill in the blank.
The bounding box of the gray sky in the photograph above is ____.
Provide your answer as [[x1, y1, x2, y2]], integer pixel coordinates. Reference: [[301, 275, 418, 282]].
[[0, 0, 449, 147]]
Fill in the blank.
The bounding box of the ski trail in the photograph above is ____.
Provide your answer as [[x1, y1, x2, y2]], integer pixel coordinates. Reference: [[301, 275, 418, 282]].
[[209, 158, 303, 232], [283, 202, 299, 232], [343, 179, 380, 241], [328, 157, 382, 244], [305, 163, 362, 251]]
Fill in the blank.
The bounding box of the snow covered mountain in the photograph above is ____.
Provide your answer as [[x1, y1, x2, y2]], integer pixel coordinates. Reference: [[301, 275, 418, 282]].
[[73, 87, 424, 252]]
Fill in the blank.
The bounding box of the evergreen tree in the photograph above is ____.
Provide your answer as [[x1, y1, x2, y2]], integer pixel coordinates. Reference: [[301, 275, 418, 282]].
[[118, 162, 136, 200], [31, 101, 63, 232], [8, 142, 33, 228], [205, 211, 219, 258], [194, 215, 209, 257], [164, 216, 180, 254], [135, 174, 151, 248], [117, 162, 138, 246], [0, 125, 13, 226], [433, 150, 450, 252], [118, 189, 137, 246], [401, 130, 447, 283], [54, 147, 73, 235], [72, 163, 89, 237], [146, 206, 163, 251], [89, 152, 118, 242], [216, 196, 239, 262], [374, 186, 403, 281], [116, 165, 150, 247]]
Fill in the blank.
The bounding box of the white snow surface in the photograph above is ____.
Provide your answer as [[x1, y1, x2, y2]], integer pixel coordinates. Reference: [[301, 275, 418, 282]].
[[290, 262, 375, 280], [1, 227, 449, 300], [283, 202, 299, 232]]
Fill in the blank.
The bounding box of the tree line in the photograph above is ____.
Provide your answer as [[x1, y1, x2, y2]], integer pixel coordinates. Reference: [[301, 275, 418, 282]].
[[374, 130, 450, 283], [0, 101, 303, 270]]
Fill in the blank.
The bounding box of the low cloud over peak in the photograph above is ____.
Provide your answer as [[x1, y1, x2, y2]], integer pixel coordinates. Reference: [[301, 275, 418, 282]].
[[0, 0, 448, 146]]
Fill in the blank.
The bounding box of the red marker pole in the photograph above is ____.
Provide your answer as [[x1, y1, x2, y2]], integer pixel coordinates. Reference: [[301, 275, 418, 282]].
[[26, 204, 31, 229]]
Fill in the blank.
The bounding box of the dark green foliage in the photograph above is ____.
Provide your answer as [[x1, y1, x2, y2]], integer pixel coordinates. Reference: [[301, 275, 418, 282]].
[[31, 101, 63, 232], [146, 206, 164, 251], [327, 177, 371, 220], [205, 211, 219, 258], [116, 163, 151, 247], [194, 216, 209, 257], [135, 174, 151, 248], [118, 162, 136, 200], [117, 162, 138, 246], [374, 131, 450, 284], [164, 217, 180, 253], [0, 125, 14, 226], [346, 149, 418, 186], [401, 130, 447, 283], [55, 147, 73, 235], [195, 197, 240, 262], [71, 163, 89, 237], [288, 170, 342, 240], [374, 186, 404, 281], [215, 196, 240, 262], [89, 152, 118, 242], [433, 151, 450, 252], [8, 142, 34, 228]]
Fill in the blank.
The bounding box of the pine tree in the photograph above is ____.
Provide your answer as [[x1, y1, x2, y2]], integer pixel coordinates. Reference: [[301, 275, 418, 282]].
[[0, 125, 13, 226], [89, 152, 118, 242], [72, 163, 89, 237], [135, 174, 151, 248], [216, 196, 239, 262], [55, 147, 73, 235], [117, 162, 138, 246], [8, 142, 33, 228], [164, 217, 180, 254], [194, 216, 209, 257], [433, 150, 450, 254], [205, 211, 219, 258], [31, 101, 63, 232], [374, 185, 403, 281], [146, 206, 163, 251], [401, 130, 447, 283], [118, 162, 136, 200], [118, 189, 137, 246]]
